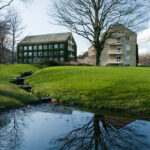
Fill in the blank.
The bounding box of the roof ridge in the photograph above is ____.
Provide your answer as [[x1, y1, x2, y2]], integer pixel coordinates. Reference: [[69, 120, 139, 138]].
[[26, 32, 72, 38]]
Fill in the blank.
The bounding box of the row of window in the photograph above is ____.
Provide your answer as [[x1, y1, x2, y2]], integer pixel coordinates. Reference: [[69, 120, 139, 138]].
[[19, 51, 64, 57], [19, 44, 65, 51], [116, 55, 131, 62], [116, 36, 130, 43], [18, 57, 64, 63]]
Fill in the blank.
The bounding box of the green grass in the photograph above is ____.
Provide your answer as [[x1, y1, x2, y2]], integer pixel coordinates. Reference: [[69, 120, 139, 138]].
[[25, 66, 150, 114], [0, 64, 40, 112]]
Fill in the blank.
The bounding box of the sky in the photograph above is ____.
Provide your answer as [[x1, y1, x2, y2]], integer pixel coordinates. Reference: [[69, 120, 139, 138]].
[[9, 0, 150, 55]]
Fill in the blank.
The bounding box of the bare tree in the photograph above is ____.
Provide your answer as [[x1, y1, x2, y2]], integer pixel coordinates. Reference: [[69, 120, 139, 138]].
[[52, 0, 148, 66], [7, 8, 24, 64], [0, 19, 10, 63], [0, 0, 14, 10]]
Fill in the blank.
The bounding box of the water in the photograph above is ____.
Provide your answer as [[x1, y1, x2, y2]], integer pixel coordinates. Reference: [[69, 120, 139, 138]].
[[0, 104, 150, 150]]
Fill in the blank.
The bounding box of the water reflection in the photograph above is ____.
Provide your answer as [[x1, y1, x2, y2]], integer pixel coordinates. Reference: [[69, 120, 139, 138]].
[[50, 114, 150, 150], [0, 110, 27, 150], [0, 104, 150, 150]]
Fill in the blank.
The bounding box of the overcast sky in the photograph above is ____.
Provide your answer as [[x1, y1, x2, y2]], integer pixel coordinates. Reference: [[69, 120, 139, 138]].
[[10, 0, 150, 55]]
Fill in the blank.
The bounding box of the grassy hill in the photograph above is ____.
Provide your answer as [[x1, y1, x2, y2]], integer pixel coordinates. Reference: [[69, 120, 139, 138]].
[[25, 66, 150, 114], [0, 64, 40, 112]]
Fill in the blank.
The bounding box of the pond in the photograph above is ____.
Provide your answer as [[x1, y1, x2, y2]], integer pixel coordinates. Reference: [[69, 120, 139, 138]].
[[0, 104, 150, 150]]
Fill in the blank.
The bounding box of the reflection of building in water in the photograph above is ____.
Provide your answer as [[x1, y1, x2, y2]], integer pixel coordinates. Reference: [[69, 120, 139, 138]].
[[105, 115, 134, 130]]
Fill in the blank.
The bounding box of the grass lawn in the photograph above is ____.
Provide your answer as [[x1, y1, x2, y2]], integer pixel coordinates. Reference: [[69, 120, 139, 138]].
[[0, 64, 40, 112], [25, 66, 150, 114]]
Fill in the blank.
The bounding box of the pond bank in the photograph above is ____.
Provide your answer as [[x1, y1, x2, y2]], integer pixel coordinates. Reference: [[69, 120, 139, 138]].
[[25, 66, 150, 115]]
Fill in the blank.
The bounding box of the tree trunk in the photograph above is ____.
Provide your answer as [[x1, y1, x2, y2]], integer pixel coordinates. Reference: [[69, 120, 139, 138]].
[[12, 32, 15, 64], [94, 44, 102, 66]]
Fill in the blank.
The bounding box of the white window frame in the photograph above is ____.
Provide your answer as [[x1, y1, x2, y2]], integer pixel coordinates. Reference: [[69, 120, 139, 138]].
[[116, 56, 121, 62], [116, 46, 121, 52], [49, 45, 53, 49], [125, 45, 131, 51], [24, 46, 27, 51], [44, 51, 47, 56], [38, 52, 42, 56], [125, 55, 131, 60], [33, 52, 37, 56], [60, 44, 64, 49], [126, 36, 130, 41], [54, 44, 58, 49], [24, 52, 27, 57], [28, 46, 32, 50], [33, 45, 37, 50], [60, 57, 64, 62], [116, 37, 121, 43], [44, 45, 47, 50], [38, 45, 42, 50], [29, 52, 32, 56]]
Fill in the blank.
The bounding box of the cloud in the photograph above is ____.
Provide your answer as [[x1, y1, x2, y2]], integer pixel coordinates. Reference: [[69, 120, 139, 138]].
[[139, 48, 150, 54], [138, 22, 150, 43]]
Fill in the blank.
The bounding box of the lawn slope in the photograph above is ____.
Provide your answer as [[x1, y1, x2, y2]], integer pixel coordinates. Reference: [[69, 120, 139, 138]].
[[0, 64, 40, 112], [25, 66, 150, 114]]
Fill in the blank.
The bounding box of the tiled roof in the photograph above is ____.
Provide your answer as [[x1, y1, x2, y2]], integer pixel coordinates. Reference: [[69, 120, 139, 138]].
[[19, 32, 72, 44]]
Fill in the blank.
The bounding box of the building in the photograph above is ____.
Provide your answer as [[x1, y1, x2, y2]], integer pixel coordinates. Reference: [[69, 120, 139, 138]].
[[17, 32, 77, 64], [79, 25, 138, 67]]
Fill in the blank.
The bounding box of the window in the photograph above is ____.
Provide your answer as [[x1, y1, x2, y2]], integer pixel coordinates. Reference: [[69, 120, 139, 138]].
[[44, 51, 47, 56], [38, 52, 42, 56], [54, 58, 58, 61], [116, 47, 121, 52], [19, 53, 22, 57], [24, 58, 27, 63], [33, 58, 37, 63], [28, 58, 32, 63], [60, 51, 64, 55], [19, 46, 23, 51], [60, 44, 64, 49], [33, 52, 37, 56], [37, 58, 42, 63], [125, 55, 131, 60], [126, 36, 130, 41], [44, 45, 47, 50], [49, 45, 53, 49], [116, 37, 121, 43], [126, 64, 130, 67], [49, 51, 53, 56], [49, 58, 53, 61], [24, 52, 27, 57], [116, 56, 121, 62], [54, 44, 58, 49], [28, 46, 32, 50], [24, 46, 27, 51], [60, 57, 64, 62], [19, 59, 22, 63], [54, 51, 58, 56], [33, 45, 37, 50], [29, 52, 32, 56], [38, 45, 42, 50], [125, 45, 131, 51]]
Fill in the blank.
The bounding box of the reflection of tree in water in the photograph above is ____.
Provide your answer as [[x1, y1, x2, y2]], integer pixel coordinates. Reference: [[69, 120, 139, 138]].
[[0, 110, 26, 150], [50, 114, 150, 150]]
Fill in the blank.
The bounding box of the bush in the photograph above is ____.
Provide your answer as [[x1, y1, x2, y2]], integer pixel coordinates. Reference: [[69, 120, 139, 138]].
[[39, 60, 93, 68]]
